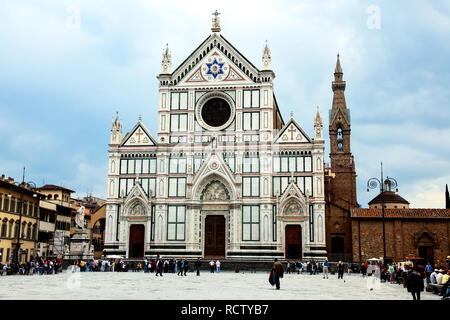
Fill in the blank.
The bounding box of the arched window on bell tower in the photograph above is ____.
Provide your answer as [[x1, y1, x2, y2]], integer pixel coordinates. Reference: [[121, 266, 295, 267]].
[[337, 127, 343, 151]]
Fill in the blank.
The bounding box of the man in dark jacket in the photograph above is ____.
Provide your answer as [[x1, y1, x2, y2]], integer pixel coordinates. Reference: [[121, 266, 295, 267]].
[[195, 258, 202, 276], [156, 258, 164, 276], [337, 261, 345, 279], [272, 259, 284, 290], [406, 267, 424, 300], [183, 259, 189, 276], [177, 259, 183, 276]]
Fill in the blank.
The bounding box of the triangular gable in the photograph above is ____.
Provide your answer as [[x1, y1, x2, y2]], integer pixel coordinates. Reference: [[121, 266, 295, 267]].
[[273, 118, 312, 144], [172, 33, 259, 86], [121, 121, 157, 147], [279, 179, 308, 205], [191, 152, 237, 195], [124, 179, 149, 204], [330, 107, 350, 127], [180, 48, 253, 86]]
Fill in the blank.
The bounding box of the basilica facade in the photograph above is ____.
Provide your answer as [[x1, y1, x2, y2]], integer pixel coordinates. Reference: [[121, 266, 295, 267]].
[[103, 14, 327, 261]]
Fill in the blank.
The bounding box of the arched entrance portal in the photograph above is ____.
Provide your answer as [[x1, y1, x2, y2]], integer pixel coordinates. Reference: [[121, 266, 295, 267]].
[[285, 225, 302, 259], [129, 225, 144, 258], [204, 215, 225, 258]]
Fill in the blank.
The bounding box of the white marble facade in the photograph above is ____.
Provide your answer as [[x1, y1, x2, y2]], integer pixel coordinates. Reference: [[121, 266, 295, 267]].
[[104, 17, 326, 261]]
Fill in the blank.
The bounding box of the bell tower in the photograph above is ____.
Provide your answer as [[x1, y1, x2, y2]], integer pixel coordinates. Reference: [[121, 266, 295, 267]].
[[325, 54, 358, 262]]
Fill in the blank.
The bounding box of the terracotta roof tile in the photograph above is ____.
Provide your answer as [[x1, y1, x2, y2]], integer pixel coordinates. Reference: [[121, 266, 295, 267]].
[[351, 208, 450, 219], [368, 191, 409, 205], [38, 184, 75, 193]]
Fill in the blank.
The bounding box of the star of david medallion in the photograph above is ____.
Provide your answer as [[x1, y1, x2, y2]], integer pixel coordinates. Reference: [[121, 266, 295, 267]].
[[206, 59, 224, 79]]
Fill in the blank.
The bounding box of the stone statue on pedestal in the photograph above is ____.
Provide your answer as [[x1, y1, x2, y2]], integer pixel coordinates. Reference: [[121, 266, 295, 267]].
[[75, 205, 86, 230]]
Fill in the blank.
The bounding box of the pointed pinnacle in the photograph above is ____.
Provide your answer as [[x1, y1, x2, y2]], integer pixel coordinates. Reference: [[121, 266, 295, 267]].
[[335, 53, 343, 74]]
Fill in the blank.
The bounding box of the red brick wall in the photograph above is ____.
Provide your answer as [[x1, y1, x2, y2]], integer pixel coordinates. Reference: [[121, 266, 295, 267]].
[[352, 218, 450, 265]]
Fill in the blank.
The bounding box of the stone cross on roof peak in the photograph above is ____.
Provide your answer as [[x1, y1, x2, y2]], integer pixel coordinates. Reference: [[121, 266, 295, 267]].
[[211, 10, 221, 32]]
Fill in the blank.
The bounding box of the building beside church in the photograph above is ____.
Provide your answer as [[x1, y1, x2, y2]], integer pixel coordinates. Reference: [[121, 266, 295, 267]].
[[104, 13, 327, 261], [36, 184, 75, 257], [351, 184, 450, 266], [0, 175, 41, 264]]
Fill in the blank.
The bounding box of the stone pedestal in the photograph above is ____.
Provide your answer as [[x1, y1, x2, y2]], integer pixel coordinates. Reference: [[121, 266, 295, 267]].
[[65, 229, 94, 262]]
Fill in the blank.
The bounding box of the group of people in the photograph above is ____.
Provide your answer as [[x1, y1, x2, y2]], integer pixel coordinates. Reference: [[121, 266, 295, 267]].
[[72, 259, 115, 272], [285, 260, 327, 275], [358, 260, 450, 301], [1, 257, 63, 276], [283, 259, 347, 279], [429, 268, 450, 299]]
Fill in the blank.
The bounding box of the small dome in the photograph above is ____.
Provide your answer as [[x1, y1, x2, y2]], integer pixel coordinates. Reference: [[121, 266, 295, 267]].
[[368, 191, 409, 206]]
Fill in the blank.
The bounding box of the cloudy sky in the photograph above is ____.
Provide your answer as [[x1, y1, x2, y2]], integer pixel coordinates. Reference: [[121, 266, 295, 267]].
[[1, 0, 449, 208]]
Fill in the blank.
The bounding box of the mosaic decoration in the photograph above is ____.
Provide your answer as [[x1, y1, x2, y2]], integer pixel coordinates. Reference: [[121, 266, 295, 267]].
[[206, 58, 224, 79]]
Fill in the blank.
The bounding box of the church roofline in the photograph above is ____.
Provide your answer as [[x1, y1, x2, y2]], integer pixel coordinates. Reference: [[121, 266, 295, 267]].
[[120, 120, 158, 147], [272, 94, 285, 127], [161, 33, 262, 85], [273, 116, 312, 144], [169, 35, 212, 77]]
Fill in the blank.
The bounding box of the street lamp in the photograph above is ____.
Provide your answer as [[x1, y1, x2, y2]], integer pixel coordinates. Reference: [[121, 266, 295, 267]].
[[366, 162, 398, 267], [7, 167, 38, 265]]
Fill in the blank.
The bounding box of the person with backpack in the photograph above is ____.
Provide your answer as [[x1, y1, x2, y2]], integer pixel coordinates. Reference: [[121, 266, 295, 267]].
[[272, 258, 284, 290]]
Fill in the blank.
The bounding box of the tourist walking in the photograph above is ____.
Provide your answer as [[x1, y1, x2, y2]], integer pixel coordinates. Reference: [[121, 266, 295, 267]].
[[216, 260, 221, 273], [183, 259, 189, 276], [177, 259, 184, 276], [360, 263, 367, 277], [209, 260, 215, 273], [144, 259, 148, 273], [425, 262, 432, 279], [272, 258, 284, 290], [195, 258, 202, 276], [323, 258, 329, 279], [164, 259, 169, 273], [337, 261, 345, 279], [156, 258, 164, 276], [406, 267, 424, 301], [173, 258, 177, 273]]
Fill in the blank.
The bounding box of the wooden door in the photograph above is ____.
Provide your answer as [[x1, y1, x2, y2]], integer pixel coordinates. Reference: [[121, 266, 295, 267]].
[[129, 225, 145, 258], [204, 215, 225, 257], [285, 225, 302, 259]]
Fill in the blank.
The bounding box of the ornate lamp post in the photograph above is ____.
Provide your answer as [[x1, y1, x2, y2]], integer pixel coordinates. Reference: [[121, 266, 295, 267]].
[[6, 167, 37, 264], [366, 162, 398, 265]]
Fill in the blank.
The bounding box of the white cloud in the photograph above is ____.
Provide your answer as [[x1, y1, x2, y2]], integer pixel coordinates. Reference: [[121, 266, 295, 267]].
[[0, 1, 448, 207]]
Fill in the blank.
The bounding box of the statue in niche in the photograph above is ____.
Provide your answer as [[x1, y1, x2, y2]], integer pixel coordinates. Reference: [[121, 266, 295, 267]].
[[201, 181, 230, 201]]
